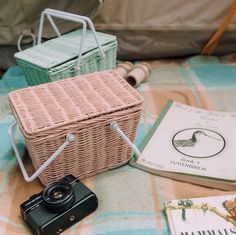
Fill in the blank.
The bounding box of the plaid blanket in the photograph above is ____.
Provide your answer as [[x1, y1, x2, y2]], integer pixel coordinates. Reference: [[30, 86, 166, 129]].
[[1, 55, 236, 234]]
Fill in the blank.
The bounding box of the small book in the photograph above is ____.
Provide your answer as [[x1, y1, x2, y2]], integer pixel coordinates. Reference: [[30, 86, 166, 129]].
[[130, 100, 236, 190], [164, 194, 236, 234]]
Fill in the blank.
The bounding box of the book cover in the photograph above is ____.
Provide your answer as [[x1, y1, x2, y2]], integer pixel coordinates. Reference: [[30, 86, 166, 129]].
[[130, 100, 236, 190], [164, 194, 236, 235]]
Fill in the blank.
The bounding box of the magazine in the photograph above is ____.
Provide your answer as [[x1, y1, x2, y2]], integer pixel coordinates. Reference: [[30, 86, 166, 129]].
[[130, 100, 236, 190], [164, 194, 236, 234]]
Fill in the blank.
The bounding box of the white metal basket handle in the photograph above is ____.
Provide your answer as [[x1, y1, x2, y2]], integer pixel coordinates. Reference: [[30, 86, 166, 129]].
[[37, 8, 105, 70], [8, 119, 75, 182], [37, 9, 87, 71], [8, 119, 140, 183], [110, 121, 141, 158], [43, 8, 105, 58], [17, 30, 36, 52]]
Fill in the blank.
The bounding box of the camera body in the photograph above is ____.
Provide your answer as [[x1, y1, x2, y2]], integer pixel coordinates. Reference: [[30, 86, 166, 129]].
[[20, 175, 98, 235]]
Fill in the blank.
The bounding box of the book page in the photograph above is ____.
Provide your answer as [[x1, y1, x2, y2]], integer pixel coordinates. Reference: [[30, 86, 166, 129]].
[[165, 194, 236, 234], [137, 101, 236, 180]]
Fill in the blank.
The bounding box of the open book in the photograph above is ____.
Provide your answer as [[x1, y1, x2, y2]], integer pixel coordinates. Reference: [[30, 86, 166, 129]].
[[164, 194, 236, 234], [130, 100, 236, 190]]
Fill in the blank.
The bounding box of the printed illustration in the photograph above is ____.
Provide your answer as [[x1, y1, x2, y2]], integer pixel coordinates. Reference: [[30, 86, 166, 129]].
[[165, 197, 236, 227], [223, 198, 236, 220], [172, 128, 226, 158]]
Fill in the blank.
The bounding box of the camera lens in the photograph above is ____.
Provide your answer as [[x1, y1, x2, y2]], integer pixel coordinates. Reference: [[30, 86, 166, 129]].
[[42, 180, 75, 213], [50, 188, 66, 200]]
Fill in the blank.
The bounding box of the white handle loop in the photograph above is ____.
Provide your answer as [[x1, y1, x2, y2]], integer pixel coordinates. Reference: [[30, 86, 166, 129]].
[[17, 32, 36, 52], [8, 120, 75, 182], [37, 8, 105, 71], [38, 9, 87, 71], [44, 8, 105, 58], [110, 121, 141, 158]]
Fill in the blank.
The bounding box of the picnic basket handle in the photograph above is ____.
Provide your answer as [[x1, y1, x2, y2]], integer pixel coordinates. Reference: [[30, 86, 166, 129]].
[[8, 119, 75, 182], [8, 119, 140, 182], [37, 9, 105, 71], [42, 8, 105, 58], [110, 121, 141, 158], [37, 9, 86, 71]]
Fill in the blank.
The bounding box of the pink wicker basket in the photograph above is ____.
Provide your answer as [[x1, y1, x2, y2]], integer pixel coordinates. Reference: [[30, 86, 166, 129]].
[[9, 71, 143, 185]]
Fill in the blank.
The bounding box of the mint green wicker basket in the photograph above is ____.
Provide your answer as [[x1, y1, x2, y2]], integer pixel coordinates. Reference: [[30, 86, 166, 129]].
[[14, 9, 117, 86]]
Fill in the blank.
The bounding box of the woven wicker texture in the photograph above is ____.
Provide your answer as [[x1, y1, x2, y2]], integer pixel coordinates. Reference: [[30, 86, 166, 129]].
[[14, 30, 117, 86], [9, 71, 143, 185]]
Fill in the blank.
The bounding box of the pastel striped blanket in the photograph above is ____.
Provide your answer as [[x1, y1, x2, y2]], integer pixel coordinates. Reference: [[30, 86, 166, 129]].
[[1, 55, 236, 234]]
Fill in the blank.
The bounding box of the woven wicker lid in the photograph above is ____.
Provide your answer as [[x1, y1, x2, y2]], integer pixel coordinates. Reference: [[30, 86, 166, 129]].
[[14, 30, 117, 69], [9, 71, 143, 136]]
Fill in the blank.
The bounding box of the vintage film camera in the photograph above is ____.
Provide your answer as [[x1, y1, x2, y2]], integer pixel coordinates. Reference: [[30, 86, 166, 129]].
[[20, 175, 98, 235]]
